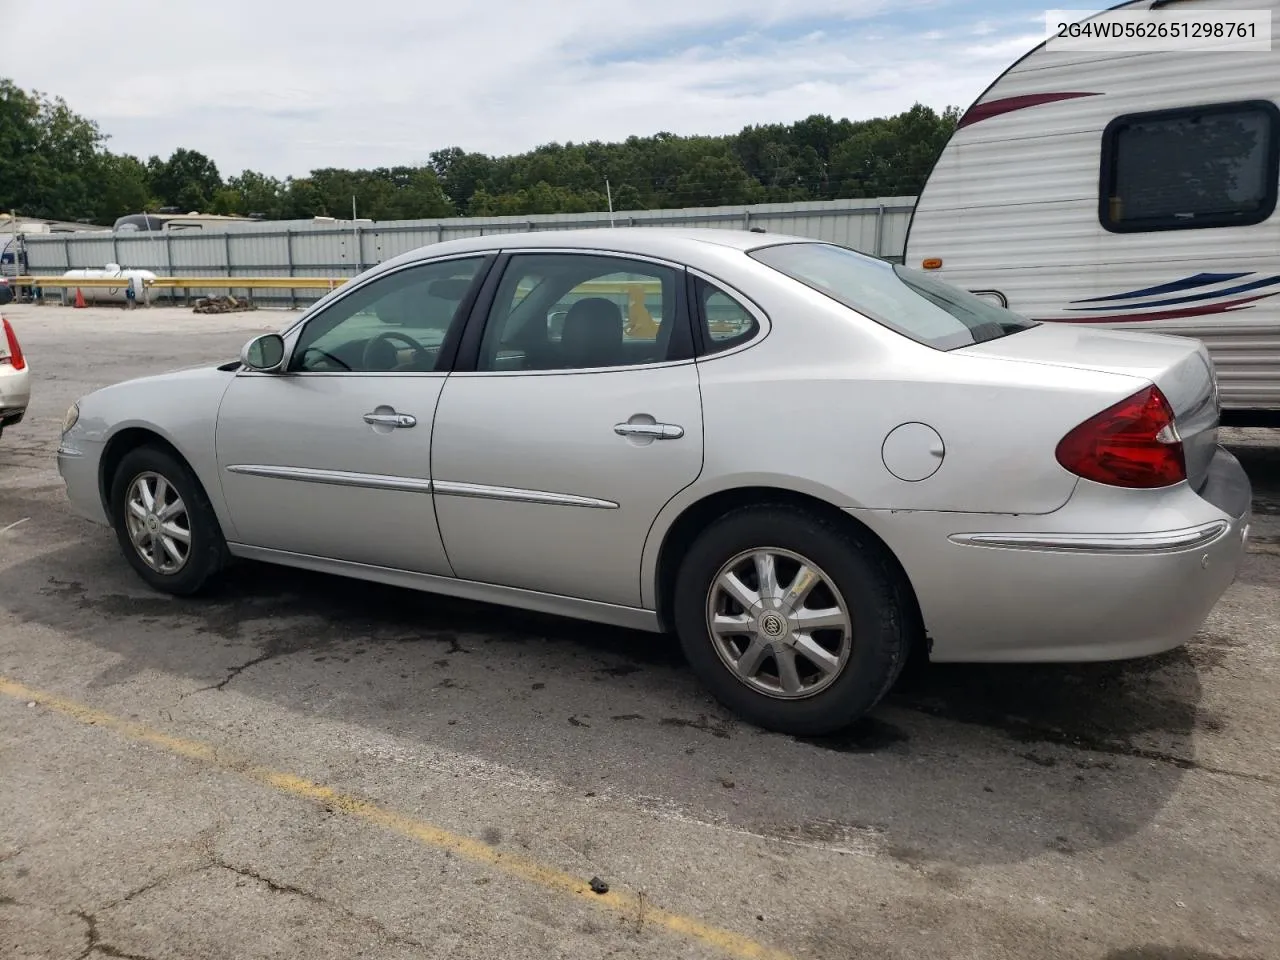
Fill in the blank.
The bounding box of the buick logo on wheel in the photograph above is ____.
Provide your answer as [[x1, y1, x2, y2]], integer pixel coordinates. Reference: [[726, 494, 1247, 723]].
[[760, 613, 786, 638]]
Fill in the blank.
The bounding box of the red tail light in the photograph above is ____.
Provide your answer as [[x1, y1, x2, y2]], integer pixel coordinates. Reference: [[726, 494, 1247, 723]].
[[1055, 385, 1186, 488], [1, 317, 24, 371]]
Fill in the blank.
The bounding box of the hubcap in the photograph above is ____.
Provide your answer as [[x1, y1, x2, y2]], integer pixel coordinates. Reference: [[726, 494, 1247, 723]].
[[123, 471, 191, 575], [706, 547, 853, 700]]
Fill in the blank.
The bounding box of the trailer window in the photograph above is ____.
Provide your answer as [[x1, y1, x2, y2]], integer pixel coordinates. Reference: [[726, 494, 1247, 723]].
[[749, 242, 1036, 351], [1101, 100, 1280, 232]]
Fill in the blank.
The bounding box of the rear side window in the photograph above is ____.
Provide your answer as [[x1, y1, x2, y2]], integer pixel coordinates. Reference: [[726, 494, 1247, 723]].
[[693, 278, 759, 354], [475, 253, 690, 372], [1101, 100, 1280, 233], [748, 242, 1036, 351]]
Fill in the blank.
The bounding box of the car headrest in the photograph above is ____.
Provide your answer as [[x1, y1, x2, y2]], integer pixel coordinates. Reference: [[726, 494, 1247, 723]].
[[560, 298, 623, 368]]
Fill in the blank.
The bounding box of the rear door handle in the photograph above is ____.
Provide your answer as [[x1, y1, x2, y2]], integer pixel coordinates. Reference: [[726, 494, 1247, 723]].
[[364, 411, 417, 428], [614, 422, 683, 439]]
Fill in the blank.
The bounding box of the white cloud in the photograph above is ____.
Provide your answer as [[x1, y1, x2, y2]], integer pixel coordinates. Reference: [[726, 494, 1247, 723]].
[[8, 0, 1046, 179]]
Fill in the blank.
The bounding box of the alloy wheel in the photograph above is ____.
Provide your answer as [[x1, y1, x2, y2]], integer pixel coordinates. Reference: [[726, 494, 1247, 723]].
[[705, 547, 853, 700], [123, 471, 191, 575]]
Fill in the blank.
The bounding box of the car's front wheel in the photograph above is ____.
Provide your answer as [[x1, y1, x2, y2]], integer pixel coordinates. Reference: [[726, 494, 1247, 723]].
[[673, 505, 910, 736], [109, 445, 228, 596]]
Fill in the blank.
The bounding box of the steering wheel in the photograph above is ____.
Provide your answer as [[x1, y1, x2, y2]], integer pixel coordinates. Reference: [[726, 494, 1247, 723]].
[[297, 346, 351, 371], [362, 330, 428, 371]]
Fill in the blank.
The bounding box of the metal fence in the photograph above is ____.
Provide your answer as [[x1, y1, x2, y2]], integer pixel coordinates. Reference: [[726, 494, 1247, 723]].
[[19, 196, 916, 305]]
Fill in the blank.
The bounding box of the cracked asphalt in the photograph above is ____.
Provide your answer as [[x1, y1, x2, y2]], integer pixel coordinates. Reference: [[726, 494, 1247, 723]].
[[2, 304, 1279, 960]]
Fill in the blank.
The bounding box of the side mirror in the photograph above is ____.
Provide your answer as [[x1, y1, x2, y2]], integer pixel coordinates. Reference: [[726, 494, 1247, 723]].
[[240, 333, 286, 372]]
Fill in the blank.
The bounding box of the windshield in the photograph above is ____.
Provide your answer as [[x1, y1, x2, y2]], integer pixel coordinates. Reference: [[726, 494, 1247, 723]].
[[749, 242, 1037, 350]]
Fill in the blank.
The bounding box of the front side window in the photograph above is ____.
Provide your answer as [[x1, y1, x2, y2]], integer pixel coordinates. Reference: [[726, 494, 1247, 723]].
[[1101, 100, 1280, 232], [749, 242, 1036, 351], [290, 256, 486, 373], [477, 253, 690, 372]]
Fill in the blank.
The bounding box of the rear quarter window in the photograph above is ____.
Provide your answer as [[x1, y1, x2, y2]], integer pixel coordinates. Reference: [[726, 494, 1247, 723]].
[[694, 278, 759, 354], [748, 242, 1037, 350]]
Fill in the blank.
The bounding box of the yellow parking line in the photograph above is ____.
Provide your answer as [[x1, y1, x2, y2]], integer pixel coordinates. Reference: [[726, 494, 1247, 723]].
[[0, 675, 794, 960]]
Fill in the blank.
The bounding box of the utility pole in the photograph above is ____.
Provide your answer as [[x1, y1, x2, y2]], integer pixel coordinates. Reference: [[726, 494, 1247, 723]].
[[605, 179, 615, 227], [352, 195, 361, 272]]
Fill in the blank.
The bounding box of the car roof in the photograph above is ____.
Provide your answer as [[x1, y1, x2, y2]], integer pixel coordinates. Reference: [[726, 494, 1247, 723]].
[[377, 227, 827, 272]]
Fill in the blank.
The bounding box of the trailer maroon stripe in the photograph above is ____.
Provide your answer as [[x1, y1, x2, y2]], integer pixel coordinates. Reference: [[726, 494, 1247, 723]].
[[957, 92, 1101, 128], [1035, 292, 1279, 323]]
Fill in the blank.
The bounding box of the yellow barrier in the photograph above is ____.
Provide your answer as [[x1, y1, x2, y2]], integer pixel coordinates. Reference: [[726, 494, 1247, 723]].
[[10, 274, 349, 308], [148, 277, 349, 290], [10, 276, 147, 289], [11, 275, 348, 291], [12, 276, 350, 291]]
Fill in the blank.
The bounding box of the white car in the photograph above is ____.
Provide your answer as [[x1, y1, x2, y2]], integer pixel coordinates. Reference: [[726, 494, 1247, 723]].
[[57, 229, 1251, 735], [0, 316, 29, 439]]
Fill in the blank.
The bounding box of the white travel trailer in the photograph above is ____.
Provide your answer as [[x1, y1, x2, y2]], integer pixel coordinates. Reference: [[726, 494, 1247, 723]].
[[903, 0, 1280, 424], [112, 212, 258, 233]]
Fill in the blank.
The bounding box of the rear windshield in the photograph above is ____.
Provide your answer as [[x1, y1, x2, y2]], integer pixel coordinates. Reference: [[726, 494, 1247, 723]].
[[748, 242, 1037, 350]]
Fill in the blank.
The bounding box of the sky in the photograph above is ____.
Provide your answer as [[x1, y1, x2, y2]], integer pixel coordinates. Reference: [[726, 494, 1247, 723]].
[[5, 0, 1111, 180]]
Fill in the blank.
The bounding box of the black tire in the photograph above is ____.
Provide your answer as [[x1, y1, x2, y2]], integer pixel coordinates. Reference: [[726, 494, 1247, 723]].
[[673, 504, 910, 737], [109, 444, 228, 596]]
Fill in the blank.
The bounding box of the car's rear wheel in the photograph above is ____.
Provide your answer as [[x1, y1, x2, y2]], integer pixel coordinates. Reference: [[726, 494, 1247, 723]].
[[673, 505, 909, 736], [109, 445, 228, 596]]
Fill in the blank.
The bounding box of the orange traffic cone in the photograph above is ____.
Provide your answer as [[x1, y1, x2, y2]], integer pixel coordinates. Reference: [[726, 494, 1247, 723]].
[[74, 288, 86, 308]]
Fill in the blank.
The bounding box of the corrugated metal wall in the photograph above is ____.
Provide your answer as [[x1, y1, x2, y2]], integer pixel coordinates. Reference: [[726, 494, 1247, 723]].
[[21, 196, 916, 303]]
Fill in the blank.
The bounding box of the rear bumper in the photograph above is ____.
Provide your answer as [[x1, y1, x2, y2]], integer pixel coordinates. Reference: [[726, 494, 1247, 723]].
[[0, 369, 30, 429], [852, 447, 1252, 662]]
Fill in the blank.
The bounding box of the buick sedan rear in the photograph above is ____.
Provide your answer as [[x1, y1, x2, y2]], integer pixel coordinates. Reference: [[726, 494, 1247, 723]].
[[1, 317, 30, 439]]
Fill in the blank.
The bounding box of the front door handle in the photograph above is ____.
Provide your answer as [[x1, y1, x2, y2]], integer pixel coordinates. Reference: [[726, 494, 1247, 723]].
[[614, 422, 683, 439], [364, 411, 417, 428]]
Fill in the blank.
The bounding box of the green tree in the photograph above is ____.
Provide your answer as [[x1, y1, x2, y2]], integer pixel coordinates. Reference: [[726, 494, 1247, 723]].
[[430, 147, 495, 213], [0, 75, 963, 224], [92, 153, 154, 223], [610, 183, 643, 211], [828, 103, 958, 197], [151, 148, 222, 211], [0, 80, 41, 213], [466, 185, 499, 217], [380, 166, 454, 219], [673, 153, 762, 207], [0, 80, 105, 220], [281, 177, 323, 219], [226, 170, 285, 218], [209, 187, 243, 215]]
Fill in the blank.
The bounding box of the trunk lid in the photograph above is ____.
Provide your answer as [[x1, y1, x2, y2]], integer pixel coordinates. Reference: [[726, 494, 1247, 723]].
[[961, 324, 1220, 489]]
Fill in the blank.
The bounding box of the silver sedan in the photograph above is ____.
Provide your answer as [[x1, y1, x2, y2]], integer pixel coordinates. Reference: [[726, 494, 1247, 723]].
[[57, 229, 1253, 734]]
